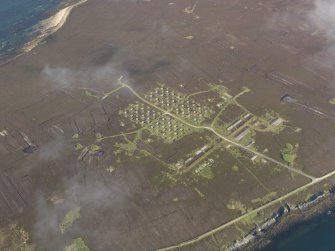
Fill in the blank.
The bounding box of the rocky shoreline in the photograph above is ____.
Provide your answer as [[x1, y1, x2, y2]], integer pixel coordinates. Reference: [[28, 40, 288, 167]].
[[226, 186, 335, 251]]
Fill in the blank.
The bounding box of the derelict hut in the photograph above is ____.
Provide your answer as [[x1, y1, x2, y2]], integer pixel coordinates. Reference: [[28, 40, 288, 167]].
[[23, 145, 38, 154], [280, 94, 294, 103]]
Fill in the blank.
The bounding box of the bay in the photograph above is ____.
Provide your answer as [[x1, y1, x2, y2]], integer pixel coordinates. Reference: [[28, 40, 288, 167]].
[[0, 0, 63, 59], [260, 212, 335, 251]]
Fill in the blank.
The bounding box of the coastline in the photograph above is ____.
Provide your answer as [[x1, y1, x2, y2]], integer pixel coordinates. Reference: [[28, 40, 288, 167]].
[[227, 189, 335, 251], [0, 0, 87, 66], [252, 197, 335, 251]]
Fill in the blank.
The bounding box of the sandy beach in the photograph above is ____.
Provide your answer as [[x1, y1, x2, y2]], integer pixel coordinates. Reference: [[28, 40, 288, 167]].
[[2, 0, 87, 65], [39, 0, 87, 34]]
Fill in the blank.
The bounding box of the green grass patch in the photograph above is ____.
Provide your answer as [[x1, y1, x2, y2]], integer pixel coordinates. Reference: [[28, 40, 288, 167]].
[[228, 146, 243, 158], [256, 111, 286, 134], [232, 165, 239, 172], [72, 133, 80, 139], [251, 192, 277, 204], [85, 90, 99, 99], [89, 145, 102, 153], [241, 212, 259, 226], [74, 143, 83, 151], [65, 238, 90, 251], [114, 131, 142, 157], [60, 207, 81, 234], [195, 159, 215, 179], [198, 165, 214, 179], [227, 200, 249, 214], [95, 133, 103, 142], [239, 129, 256, 146], [280, 143, 298, 166], [213, 122, 230, 136], [209, 83, 232, 98]]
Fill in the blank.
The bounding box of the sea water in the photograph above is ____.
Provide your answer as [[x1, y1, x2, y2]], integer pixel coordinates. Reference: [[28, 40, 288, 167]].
[[260, 210, 335, 251], [0, 0, 63, 60]]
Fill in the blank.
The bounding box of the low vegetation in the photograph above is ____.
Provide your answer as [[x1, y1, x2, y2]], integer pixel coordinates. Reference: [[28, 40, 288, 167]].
[[65, 238, 90, 251], [74, 143, 83, 151], [232, 165, 240, 172], [0, 223, 35, 251], [72, 133, 80, 139], [198, 165, 214, 179], [227, 200, 249, 214], [280, 143, 298, 166], [251, 192, 278, 204], [240, 212, 260, 226], [195, 159, 215, 179], [60, 207, 81, 234]]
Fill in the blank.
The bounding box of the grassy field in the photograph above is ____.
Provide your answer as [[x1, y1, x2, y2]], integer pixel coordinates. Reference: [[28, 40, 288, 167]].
[[280, 143, 298, 166], [60, 207, 81, 234], [65, 238, 90, 251]]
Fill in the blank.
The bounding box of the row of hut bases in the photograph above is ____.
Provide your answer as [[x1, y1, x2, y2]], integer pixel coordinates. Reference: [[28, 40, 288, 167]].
[[175, 114, 284, 170], [175, 114, 255, 170], [175, 144, 213, 170], [145, 86, 208, 120], [122, 100, 204, 134], [226, 186, 335, 251], [225, 112, 283, 163]]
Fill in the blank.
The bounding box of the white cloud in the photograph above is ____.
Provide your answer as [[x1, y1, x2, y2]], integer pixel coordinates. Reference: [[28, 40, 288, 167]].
[[308, 0, 335, 39]]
